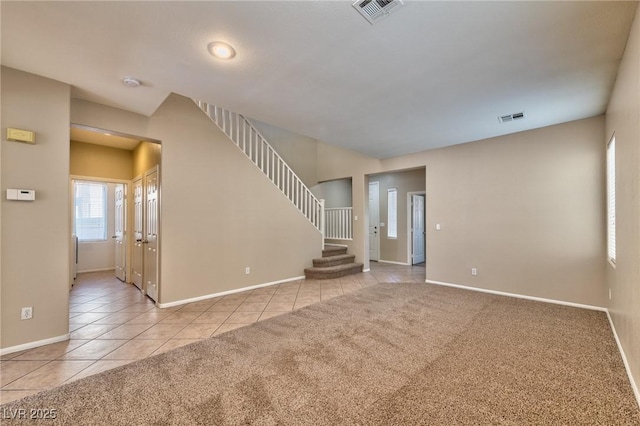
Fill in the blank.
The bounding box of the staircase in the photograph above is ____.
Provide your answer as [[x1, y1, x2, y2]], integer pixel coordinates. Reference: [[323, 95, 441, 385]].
[[193, 100, 325, 239], [304, 246, 363, 280]]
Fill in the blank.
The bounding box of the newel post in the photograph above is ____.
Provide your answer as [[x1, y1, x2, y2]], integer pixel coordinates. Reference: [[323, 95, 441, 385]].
[[320, 199, 326, 250]]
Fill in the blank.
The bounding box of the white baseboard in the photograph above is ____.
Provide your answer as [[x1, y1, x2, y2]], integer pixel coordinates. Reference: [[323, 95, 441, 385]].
[[0, 334, 69, 356], [378, 260, 411, 266], [324, 243, 349, 248], [425, 279, 606, 312], [77, 267, 115, 274], [158, 275, 305, 308], [606, 311, 640, 410], [363, 268, 371, 273]]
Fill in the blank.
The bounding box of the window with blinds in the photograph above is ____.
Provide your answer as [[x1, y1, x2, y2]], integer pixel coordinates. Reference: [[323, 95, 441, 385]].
[[74, 181, 107, 241], [607, 136, 616, 263], [387, 188, 397, 239]]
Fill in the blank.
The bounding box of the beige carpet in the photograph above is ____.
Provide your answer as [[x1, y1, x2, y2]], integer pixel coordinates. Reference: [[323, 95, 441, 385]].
[[2, 283, 639, 425]]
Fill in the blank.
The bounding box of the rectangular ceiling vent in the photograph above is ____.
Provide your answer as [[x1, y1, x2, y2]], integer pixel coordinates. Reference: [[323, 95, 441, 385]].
[[498, 112, 525, 123], [353, 0, 404, 25]]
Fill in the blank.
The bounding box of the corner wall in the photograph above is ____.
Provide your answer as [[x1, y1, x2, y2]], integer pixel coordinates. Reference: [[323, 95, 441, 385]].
[[318, 116, 606, 307], [150, 95, 322, 302], [133, 141, 161, 178], [1, 67, 71, 349], [606, 4, 640, 402]]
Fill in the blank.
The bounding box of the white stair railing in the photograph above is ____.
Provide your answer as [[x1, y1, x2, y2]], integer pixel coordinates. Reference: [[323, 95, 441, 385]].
[[193, 100, 325, 241], [325, 207, 353, 240]]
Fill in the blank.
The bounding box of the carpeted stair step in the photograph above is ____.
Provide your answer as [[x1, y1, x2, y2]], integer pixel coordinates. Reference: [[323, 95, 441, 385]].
[[304, 262, 364, 280], [322, 246, 347, 257], [313, 254, 356, 267]]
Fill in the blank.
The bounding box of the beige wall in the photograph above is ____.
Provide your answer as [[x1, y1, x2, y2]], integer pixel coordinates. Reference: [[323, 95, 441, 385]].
[[150, 95, 322, 302], [370, 168, 425, 264], [249, 118, 318, 187], [606, 5, 640, 400], [311, 178, 352, 208], [318, 116, 606, 307], [133, 141, 161, 178], [1, 67, 70, 349], [71, 98, 150, 138], [70, 141, 133, 180]]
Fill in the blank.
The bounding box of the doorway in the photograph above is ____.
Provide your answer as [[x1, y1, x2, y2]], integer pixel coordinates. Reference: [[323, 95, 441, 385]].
[[69, 125, 161, 302]]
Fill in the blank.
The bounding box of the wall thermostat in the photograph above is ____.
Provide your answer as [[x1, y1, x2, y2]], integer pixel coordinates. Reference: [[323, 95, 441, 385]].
[[6, 189, 35, 201], [6, 128, 35, 144]]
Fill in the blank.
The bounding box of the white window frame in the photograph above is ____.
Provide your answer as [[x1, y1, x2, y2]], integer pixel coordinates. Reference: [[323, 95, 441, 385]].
[[74, 180, 108, 242], [606, 135, 616, 264], [387, 188, 398, 239]]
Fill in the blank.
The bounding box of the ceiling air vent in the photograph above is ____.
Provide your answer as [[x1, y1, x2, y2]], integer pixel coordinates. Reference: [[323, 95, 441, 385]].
[[498, 112, 525, 123], [353, 0, 404, 25]]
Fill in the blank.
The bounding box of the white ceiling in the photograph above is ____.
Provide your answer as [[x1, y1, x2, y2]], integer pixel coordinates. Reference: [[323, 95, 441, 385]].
[[1, 1, 636, 159]]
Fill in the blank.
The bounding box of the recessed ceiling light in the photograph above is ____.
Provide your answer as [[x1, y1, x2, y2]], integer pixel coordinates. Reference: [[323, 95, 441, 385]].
[[208, 41, 236, 60], [122, 77, 141, 87]]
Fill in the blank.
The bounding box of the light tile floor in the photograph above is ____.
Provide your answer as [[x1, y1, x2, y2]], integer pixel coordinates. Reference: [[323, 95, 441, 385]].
[[0, 262, 425, 404]]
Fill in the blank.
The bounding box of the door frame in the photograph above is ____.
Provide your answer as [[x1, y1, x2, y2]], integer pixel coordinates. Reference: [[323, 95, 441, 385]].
[[407, 191, 426, 265], [69, 175, 132, 282]]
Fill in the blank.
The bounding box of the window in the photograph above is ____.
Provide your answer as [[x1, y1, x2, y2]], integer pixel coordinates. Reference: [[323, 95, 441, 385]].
[[607, 136, 616, 263], [387, 188, 397, 238], [74, 181, 107, 241]]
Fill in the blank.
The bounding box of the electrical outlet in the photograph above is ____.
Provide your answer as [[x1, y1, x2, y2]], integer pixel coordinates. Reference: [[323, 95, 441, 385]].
[[245, 267, 250, 275], [471, 268, 477, 276], [21, 307, 33, 320]]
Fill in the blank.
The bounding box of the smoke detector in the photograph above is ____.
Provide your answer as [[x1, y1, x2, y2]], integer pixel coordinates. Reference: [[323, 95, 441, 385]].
[[353, 0, 404, 25], [122, 77, 141, 88], [498, 112, 525, 123]]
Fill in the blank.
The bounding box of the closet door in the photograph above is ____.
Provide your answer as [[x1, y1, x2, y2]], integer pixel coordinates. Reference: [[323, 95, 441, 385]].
[[143, 168, 159, 302], [131, 177, 144, 290]]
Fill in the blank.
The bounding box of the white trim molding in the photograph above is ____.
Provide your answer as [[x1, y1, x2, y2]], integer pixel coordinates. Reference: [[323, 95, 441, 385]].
[[0, 334, 70, 356], [378, 259, 411, 266], [77, 267, 116, 274], [425, 279, 606, 312], [158, 276, 305, 308], [606, 311, 640, 409]]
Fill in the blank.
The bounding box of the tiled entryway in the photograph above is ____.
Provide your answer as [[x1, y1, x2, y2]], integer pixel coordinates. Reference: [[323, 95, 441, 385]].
[[0, 262, 425, 404]]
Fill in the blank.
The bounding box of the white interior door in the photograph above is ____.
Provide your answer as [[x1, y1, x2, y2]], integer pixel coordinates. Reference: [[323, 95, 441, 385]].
[[369, 181, 380, 261], [114, 183, 126, 281], [412, 194, 426, 264], [144, 168, 159, 302], [131, 177, 144, 290]]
